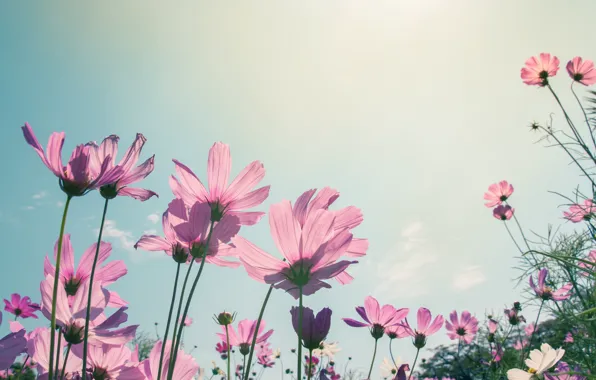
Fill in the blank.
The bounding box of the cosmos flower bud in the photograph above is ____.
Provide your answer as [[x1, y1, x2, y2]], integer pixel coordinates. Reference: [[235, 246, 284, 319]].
[[172, 243, 189, 264], [63, 322, 85, 345], [513, 302, 522, 311], [214, 311, 236, 326], [99, 183, 119, 200], [413, 333, 427, 349], [488, 333, 495, 343], [370, 324, 384, 340]]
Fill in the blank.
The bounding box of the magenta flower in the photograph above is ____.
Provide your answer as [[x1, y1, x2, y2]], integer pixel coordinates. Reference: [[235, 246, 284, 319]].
[[342, 296, 409, 339], [385, 324, 409, 339], [170, 142, 270, 225], [0, 311, 27, 369], [141, 340, 200, 380], [291, 306, 332, 350], [257, 354, 275, 368], [563, 199, 596, 222], [493, 205, 514, 221], [564, 332, 574, 344], [491, 345, 504, 363], [445, 310, 479, 344], [87, 133, 157, 201], [71, 343, 144, 379], [217, 319, 274, 355], [488, 318, 498, 334], [234, 198, 357, 298], [579, 250, 596, 276], [401, 307, 444, 349], [44, 234, 127, 308], [504, 308, 526, 326], [484, 181, 514, 208], [215, 341, 228, 355], [521, 53, 560, 86], [566, 57, 596, 86], [3, 293, 40, 319], [530, 268, 573, 301], [134, 208, 190, 263], [525, 323, 536, 337], [21, 123, 122, 197]]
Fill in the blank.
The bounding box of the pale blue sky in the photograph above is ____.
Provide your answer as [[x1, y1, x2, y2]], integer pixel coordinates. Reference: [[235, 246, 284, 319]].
[[1, 1, 595, 378]]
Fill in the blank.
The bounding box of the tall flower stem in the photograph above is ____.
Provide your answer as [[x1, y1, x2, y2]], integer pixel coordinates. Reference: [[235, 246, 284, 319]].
[[226, 325, 231, 380], [60, 344, 71, 380], [48, 195, 72, 380], [156, 263, 181, 380], [168, 260, 194, 369], [81, 198, 110, 379], [296, 287, 304, 380], [243, 285, 274, 380], [168, 221, 215, 380], [366, 338, 379, 380], [524, 301, 544, 361], [407, 348, 420, 380], [55, 330, 63, 378], [570, 84, 596, 152], [307, 349, 313, 380], [242, 355, 247, 379], [389, 339, 398, 369]]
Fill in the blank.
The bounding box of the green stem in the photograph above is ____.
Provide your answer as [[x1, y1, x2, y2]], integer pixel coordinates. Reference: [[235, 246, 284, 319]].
[[307, 349, 313, 380], [60, 344, 71, 380], [297, 288, 304, 380], [570, 83, 596, 153], [524, 301, 544, 360], [55, 330, 62, 378], [156, 263, 181, 380], [243, 285, 274, 380], [226, 325, 231, 380], [242, 355, 247, 379], [81, 197, 110, 380], [389, 339, 398, 369], [366, 338, 378, 380], [48, 195, 72, 380], [407, 348, 420, 380]]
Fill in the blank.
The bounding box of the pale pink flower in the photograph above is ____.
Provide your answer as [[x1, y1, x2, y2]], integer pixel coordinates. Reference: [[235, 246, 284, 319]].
[[563, 332, 574, 343], [87, 133, 157, 201], [488, 319, 498, 334], [401, 307, 444, 349], [170, 142, 270, 225], [484, 181, 514, 208], [21, 123, 122, 197], [385, 324, 410, 339], [180, 316, 193, 327], [566, 57, 596, 86], [513, 339, 528, 351], [216, 319, 273, 355], [529, 268, 573, 301], [0, 311, 27, 369], [524, 323, 535, 337], [134, 209, 190, 262], [233, 198, 357, 298], [3, 293, 40, 319], [71, 343, 144, 379], [563, 199, 596, 222], [521, 53, 560, 86], [579, 250, 596, 276], [342, 296, 408, 339], [493, 205, 514, 221], [491, 345, 504, 363], [257, 354, 275, 368], [27, 327, 83, 378], [445, 310, 479, 344], [141, 340, 200, 380], [44, 234, 127, 308]]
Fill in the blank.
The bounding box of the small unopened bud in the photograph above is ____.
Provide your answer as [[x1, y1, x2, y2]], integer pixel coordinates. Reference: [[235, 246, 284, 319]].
[[513, 302, 522, 311], [214, 311, 236, 326], [487, 333, 495, 343], [63, 323, 85, 345], [413, 333, 427, 349]]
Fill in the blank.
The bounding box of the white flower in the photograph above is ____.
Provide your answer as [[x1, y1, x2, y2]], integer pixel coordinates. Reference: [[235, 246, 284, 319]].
[[312, 341, 341, 359], [380, 357, 401, 378], [507, 343, 565, 380]]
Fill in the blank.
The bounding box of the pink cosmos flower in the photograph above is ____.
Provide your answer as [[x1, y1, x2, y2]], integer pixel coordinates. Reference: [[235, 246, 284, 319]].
[[579, 250, 596, 277], [0, 311, 27, 370], [21, 123, 123, 197], [385, 324, 409, 339], [444, 310, 479, 344], [493, 205, 514, 221], [180, 316, 193, 327], [257, 354, 275, 368], [504, 308, 526, 326], [233, 198, 356, 298], [564, 332, 574, 343], [400, 307, 444, 349], [134, 208, 190, 263], [3, 293, 40, 319], [44, 234, 127, 308], [215, 341, 228, 355], [521, 53, 560, 86], [216, 319, 274, 355], [525, 323, 536, 337], [170, 142, 270, 226], [27, 327, 83, 379], [87, 133, 157, 201], [488, 319, 498, 334], [563, 199, 596, 222], [484, 181, 514, 208], [256, 341, 273, 358], [71, 343, 144, 379], [141, 340, 200, 380], [513, 339, 528, 351], [342, 296, 409, 339], [530, 268, 573, 301], [566, 57, 596, 86]]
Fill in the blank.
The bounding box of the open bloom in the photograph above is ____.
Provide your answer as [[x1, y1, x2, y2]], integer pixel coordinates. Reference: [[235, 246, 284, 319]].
[[44, 234, 127, 308], [291, 306, 332, 350], [343, 296, 409, 339], [563, 199, 596, 222], [401, 307, 444, 349], [566, 57, 596, 86], [27, 327, 83, 378], [312, 341, 341, 359], [71, 343, 144, 379], [529, 268, 572, 301], [380, 357, 403, 378], [563, 332, 574, 344], [134, 208, 190, 263], [386, 324, 409, 339], [3, 293, 40, 319], [484, 181, 514, 207], [521, 53, 560, 86], [170, 142, 270, 225], [21, 123, 122, 197], [87, 133, 157, 201], [513, 339, 528, 351], [0, 311, 27, 369], [578, 250, 596, 276], [493, 205, 514, 221], [180, 316, 193, 327], [141, 340, 200, 380], [488, 318, 498, 334], [234, 198, 357, 298], [215, 341, 228, 355], [525, 323, 536, 337], [445, 310, 479, 344], [216, 319, 274, 355], [507, 343, 564, 380]]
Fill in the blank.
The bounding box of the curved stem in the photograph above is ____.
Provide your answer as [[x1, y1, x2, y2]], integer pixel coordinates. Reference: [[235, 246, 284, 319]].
[[524, 301, 544, 360], [389, 339, 398, 369], [366, 338, 379, 380], [226, 325, 231, 380], [244, 285, 274, 380], [156, 263, 181, 380], [60, 344, 71, 380], [296, 288, 304, 380], [48, 195, 72, 380], [570, 83, 596, 153], [407, 348, 420, 380], [167, 260, 195, 376]]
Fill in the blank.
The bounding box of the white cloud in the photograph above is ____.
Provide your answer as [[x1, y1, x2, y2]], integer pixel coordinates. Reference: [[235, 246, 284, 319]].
[[23, 206, 35, 210], [147, 213, 160, 224], [452, 265, 486, 291], [57, 201, 64, 207], [32, 191, 47, 199], [143, 229, 157, 235], [96, 220, 136, 252]]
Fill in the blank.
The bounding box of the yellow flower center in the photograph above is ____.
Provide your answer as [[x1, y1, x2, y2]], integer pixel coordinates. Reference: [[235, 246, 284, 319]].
[[528, 368, 537, 374]]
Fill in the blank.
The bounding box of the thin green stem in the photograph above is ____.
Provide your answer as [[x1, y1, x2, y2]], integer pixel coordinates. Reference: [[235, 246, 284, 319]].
[[48, 195, 72, 380], [296, 288, 304, 380], [389, 339, 398, 369], [55, 330, 62, 379], [243, 285, 274, 380], [242, 355, 247, 379], [307, 349, 313, 380], [167, 260, 195, 376], [366, 338, 379, 380], [81, 197, 110, 380], [407, 348, 420, 380], [226, 325, 231, 380], [524, 301, 544, 362], [156, 263, 181, 380], [60, 344, 71, 380], [570, 83, 596, 153]]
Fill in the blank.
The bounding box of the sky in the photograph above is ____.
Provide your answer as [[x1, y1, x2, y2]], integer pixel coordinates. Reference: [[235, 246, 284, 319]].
[[1, 1, 595, 378]]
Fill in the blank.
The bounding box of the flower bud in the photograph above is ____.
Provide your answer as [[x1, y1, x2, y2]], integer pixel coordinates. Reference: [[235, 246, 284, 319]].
[[214, 311, 236, 326]]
